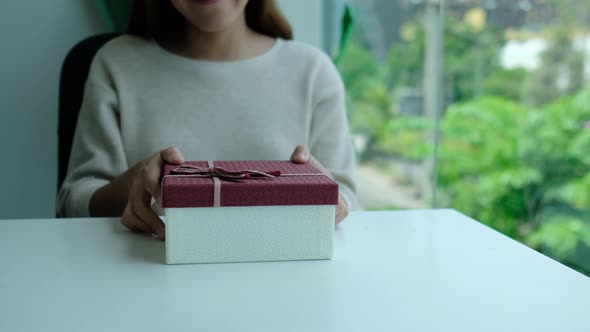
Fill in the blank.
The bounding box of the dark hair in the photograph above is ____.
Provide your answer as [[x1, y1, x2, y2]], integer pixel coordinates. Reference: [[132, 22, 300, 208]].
[[127, 0, 293, 41]]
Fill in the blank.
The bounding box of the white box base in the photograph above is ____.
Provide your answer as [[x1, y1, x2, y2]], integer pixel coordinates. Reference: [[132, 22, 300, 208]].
[[165, 205, 335, 264]]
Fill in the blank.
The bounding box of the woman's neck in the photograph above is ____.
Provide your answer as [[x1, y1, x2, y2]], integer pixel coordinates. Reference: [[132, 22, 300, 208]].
[[171, 14, 274, 62]]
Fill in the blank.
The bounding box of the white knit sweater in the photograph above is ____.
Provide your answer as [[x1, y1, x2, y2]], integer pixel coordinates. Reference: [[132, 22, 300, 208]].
[[57, 35, 357, 217]]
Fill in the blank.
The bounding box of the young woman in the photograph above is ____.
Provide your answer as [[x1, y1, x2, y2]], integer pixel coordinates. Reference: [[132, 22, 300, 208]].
[[57, 0, 356, 239]]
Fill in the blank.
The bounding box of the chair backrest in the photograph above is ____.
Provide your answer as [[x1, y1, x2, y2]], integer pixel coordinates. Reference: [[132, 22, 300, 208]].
[[57, 33, 119, 192]]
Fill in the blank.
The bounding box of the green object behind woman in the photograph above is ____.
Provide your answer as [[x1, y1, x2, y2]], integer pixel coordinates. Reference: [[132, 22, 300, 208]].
[[96, 0, 132, 32]]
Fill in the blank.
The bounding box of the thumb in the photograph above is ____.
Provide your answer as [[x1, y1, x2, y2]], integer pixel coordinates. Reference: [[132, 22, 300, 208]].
[[290, 145, 310, 164], [160, 147, 185, 165]]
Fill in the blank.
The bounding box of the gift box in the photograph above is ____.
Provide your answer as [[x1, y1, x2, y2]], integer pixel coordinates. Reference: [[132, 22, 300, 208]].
[[161, 160, 339, 264]]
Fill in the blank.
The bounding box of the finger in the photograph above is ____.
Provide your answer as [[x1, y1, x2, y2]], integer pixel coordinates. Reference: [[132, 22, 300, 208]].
[[141, 161, 163, 200], [149, 148, 183, 202], [335, 194, 348, 224], [160, 146, 185, 165], [121, 205, 151, 233], [289, 147, 341, 222], [290, 145, 334, 178], [290, 145, 309, 164], [131, 184, 165, 240]]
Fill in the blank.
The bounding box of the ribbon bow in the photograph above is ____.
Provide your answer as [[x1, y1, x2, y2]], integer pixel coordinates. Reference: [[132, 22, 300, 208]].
[[170, 165, 281, 182]]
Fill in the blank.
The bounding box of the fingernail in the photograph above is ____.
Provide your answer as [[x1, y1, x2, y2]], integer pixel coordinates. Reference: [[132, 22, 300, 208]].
[[170, 153, 181, 163], [297, 152, 307, 161]]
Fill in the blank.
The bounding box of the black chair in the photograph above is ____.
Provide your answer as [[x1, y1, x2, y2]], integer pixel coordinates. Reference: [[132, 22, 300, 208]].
[[57, 33, 119, 192]]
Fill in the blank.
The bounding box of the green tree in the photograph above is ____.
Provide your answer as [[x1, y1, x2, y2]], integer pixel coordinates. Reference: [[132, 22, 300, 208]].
[[339, 40, 433, 161], [337, 42, 395, 160], [376, 117, 432, 161], [387, 15, 504, 102], [338, 0, 590, 274], [520, 87, 590, 271], [483, 68, 527, 102], [437, 97, 537, 238], [437, 87, 590, 271], [521, 0, 590, 106], [522, 30, 587, 106]]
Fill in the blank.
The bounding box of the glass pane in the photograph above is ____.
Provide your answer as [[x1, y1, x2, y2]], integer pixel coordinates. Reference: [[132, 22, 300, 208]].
[[338, 0, 590, 275], [338, 0, 437, 211], [436, 0, 590, 275]]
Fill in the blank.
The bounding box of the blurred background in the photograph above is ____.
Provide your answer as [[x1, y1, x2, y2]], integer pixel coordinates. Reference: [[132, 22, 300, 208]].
[[341, 0, 590, 275], [1, 0, 589, 275]]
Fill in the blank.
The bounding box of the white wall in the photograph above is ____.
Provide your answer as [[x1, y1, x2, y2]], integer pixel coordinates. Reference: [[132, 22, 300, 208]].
[[0, 1, 324, 219], [0, 0, 108, 219], [278, 0, 324, 49]]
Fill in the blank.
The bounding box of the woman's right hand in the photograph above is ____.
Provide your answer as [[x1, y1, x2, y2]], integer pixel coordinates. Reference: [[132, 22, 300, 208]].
[[120, 147, 185, 240]]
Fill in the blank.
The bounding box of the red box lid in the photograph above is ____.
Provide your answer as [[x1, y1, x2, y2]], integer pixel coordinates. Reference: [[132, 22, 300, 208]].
[[161, 160, 339, 208]]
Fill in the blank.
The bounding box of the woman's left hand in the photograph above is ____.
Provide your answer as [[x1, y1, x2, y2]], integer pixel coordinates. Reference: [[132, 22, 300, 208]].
[[290, 145, 349, 224]]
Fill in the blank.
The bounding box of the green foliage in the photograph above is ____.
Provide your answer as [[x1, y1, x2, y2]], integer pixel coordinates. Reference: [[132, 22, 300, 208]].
[[96, 0, 132, 32], [483, 68, 527, 102], [387, 17, 504, 102], [338, 42, 432, 161], [338, 42, 383, 102], [338, 3, 590, 273], [444, 20, 503, 101], [338, 42, 399, 159], [521, 89, 590, 261], [338, 42, 389, 131], [528, 212, 590, 262], [346, 78, 392, 135], [376, 117, 432, 161], [437, 97, 538, 237], [522, 30, 587, 106], [519, 89, 590, 178], [438, 87, 590, 260], [387, 22, 425, 89]]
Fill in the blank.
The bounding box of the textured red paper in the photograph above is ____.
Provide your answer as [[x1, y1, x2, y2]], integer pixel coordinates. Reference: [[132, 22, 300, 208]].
[[161, 160, 339, 208]]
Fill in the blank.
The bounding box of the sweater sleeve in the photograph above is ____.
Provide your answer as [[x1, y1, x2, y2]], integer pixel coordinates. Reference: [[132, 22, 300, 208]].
[[309, 54, 358, 210], [56, 57, 128, 217]]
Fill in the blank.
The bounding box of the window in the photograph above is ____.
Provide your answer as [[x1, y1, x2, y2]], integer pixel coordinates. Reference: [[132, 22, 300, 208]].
[[338, 0, 590, 275]]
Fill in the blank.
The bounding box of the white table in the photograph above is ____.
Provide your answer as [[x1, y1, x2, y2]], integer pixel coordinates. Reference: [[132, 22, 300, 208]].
[[1, 210, 588, 332]]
